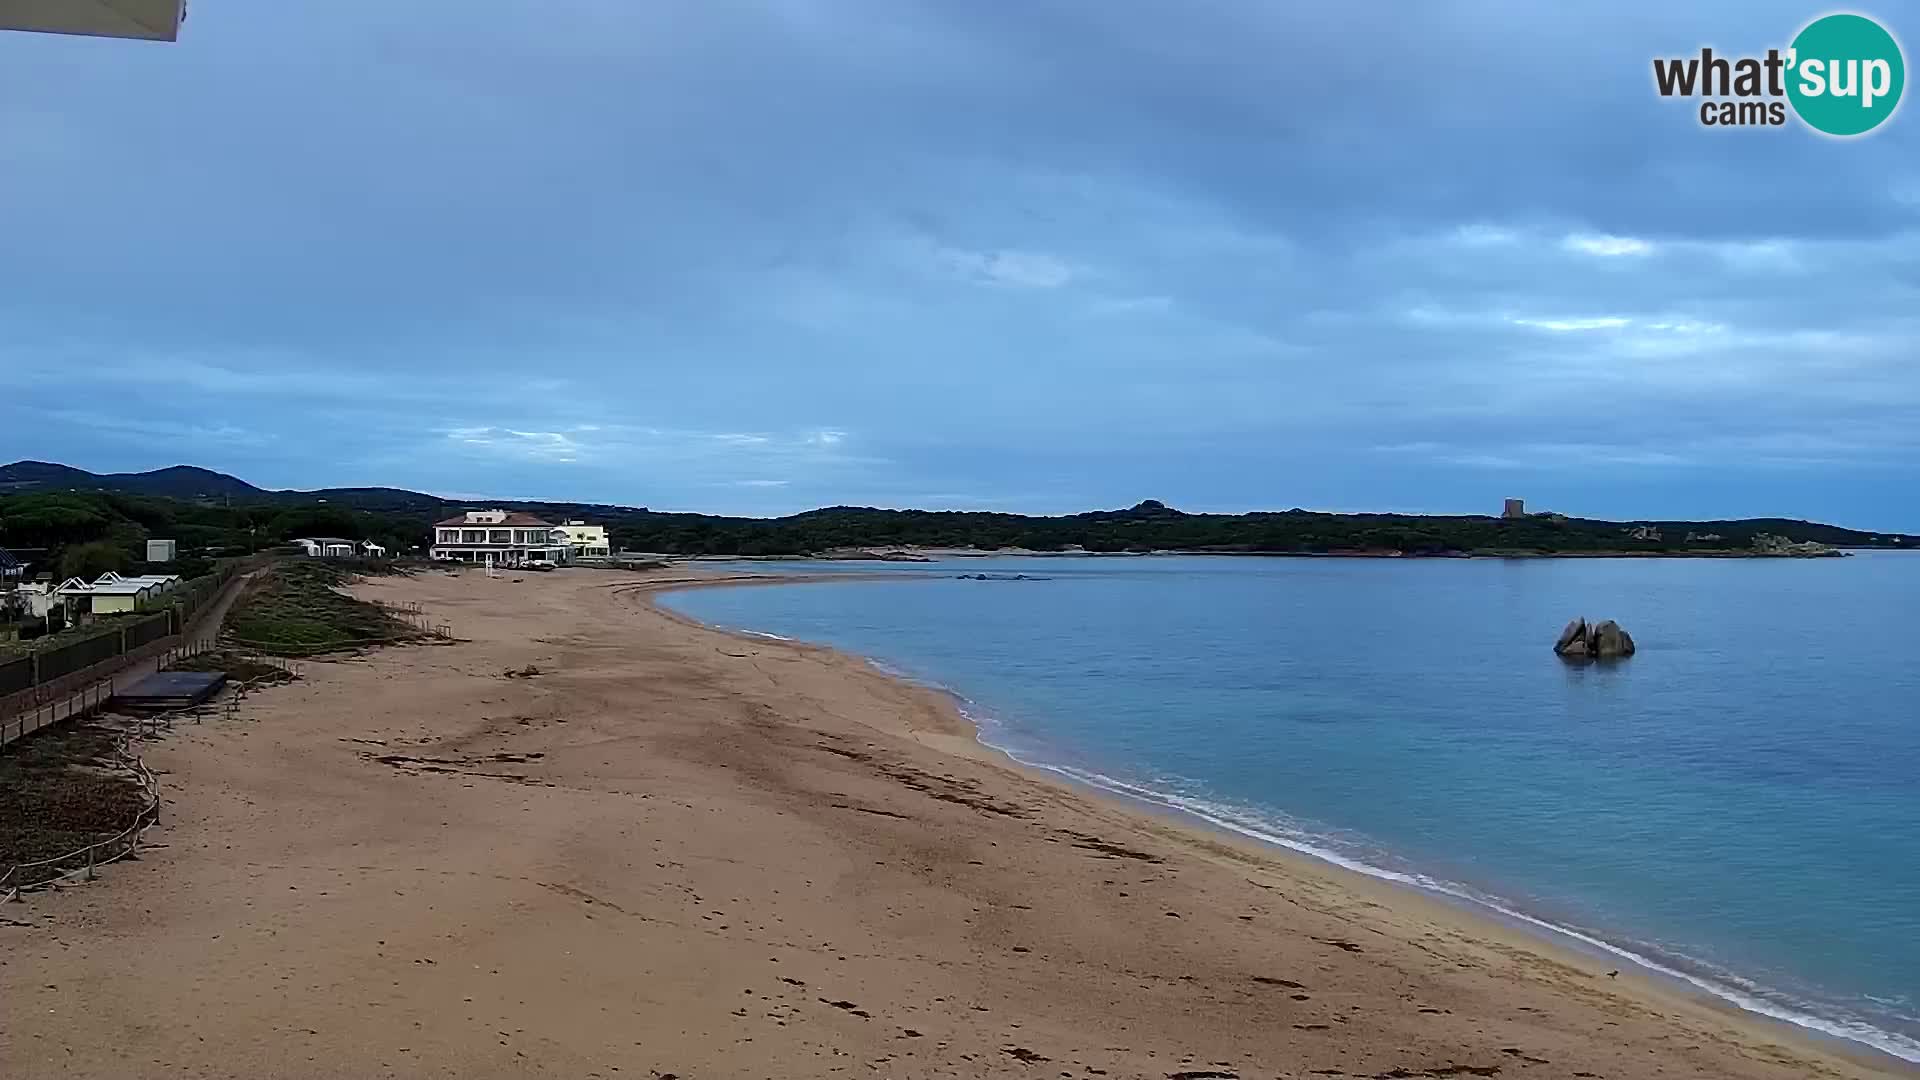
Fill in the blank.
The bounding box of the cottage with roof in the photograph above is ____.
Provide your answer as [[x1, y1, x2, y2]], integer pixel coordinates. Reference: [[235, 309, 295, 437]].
[[430, 510, 572, 567], [55, 575, 152, 615]]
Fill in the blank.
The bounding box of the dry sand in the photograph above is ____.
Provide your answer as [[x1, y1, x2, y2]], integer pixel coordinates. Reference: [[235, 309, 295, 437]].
[[2, 567, 1911, 1080]]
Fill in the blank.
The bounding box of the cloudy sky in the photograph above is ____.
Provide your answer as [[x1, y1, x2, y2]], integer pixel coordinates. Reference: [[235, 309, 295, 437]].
[[2, 2, 1915, 526]]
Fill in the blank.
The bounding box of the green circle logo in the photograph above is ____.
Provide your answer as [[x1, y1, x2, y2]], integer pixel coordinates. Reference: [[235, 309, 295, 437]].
[[1787, 13, 1905, 136]]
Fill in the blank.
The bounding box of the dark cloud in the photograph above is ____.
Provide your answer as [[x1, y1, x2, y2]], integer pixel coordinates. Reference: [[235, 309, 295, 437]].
[[0, 1, 1914, 525]]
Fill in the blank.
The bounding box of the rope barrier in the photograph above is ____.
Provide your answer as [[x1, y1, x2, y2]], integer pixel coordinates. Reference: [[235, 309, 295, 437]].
[[1, 730, 159, 898], [0, 664, 297, 900]]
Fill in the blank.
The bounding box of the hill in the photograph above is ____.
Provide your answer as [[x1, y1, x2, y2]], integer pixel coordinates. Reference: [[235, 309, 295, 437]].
[[0, 460, 446, 508], [2, 461, 1916, 561], [0, 460, 264, 501], [583, 503, 1920, 557]]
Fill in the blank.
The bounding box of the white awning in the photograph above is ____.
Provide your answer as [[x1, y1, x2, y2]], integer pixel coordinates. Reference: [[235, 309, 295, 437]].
[[0, 0, 185, 42]]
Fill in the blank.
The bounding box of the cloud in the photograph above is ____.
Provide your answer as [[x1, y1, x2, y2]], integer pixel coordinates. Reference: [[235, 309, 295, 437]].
[[938, 247, 1076, 288], [1, 2, 1916, 525], [38, 409, 275, 448], [445, 427, 588, 463], [1509, 316, 1631, 332], [1698, 238, 1802, 272], [1451, 224, 1521, 247], [1562, 233, 1655, 257], [1088, 294, 1176, 315]]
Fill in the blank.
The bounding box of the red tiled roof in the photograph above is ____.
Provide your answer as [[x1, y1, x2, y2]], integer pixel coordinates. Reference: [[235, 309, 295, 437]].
[[434, 512, 556, 528]]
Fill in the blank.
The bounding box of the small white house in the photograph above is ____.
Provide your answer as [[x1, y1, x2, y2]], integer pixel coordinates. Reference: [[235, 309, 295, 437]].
[[294, 537, 360, 558], [146, 539, 178, 563]]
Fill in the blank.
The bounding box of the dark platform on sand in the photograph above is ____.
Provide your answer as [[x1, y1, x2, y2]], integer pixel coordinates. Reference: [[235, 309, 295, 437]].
[[113, 670, 227, 711]]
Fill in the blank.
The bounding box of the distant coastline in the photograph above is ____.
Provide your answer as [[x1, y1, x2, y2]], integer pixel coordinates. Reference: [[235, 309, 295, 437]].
[[692, 544, 1862, 562], [6, 459, 1916, 563]]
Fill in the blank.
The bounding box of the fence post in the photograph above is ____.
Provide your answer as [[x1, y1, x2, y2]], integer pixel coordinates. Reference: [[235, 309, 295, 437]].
[[85, 844, 96, 881]]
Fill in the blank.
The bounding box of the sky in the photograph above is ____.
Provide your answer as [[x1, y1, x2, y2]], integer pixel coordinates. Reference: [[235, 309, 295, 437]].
[[1, 2, 1916, 528]]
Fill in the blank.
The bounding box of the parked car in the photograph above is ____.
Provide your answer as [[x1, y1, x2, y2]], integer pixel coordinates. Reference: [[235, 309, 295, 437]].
[[525, 559, 558, 571]]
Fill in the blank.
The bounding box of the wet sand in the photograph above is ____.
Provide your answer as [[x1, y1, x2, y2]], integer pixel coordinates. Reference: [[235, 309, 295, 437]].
[[1, 566, 1909, 1079]]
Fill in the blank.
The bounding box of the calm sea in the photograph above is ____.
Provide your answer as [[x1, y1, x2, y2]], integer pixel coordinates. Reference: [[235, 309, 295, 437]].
[[659, 554, 1920, 1062]]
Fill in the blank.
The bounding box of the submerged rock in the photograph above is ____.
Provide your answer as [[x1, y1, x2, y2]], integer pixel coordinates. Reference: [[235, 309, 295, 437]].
[[1554, 617, 1635, 660]]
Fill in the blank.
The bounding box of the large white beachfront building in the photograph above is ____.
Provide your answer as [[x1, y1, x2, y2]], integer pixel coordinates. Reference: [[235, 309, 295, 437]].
[[430, 510, 573, 567]]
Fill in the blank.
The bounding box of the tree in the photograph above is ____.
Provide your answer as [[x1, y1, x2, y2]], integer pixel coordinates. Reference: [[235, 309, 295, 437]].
[[60, 540, 129, 580], [266, 506, 364, 543]]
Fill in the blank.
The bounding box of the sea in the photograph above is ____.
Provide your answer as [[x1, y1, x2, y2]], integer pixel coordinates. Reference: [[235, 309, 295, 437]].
[[657, 553, 1920, 1063]]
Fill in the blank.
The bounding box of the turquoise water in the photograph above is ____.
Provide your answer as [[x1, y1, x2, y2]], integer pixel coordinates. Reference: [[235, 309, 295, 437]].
[[659, 554, 1920, 1062]]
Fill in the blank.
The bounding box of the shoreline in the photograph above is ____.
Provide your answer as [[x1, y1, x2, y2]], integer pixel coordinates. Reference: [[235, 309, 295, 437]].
[[641, 570, 1920, 1072], [5, 564, 1911, 1079]]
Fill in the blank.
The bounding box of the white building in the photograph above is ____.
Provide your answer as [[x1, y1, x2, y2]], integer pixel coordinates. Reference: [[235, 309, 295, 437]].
[[14, 580, 56, 619], [53, 572, 176, 615], [294, 537, 360, 558], [430, 510, 572, 567], [559, 521, 611, 558], [146, 538, 178, 562]]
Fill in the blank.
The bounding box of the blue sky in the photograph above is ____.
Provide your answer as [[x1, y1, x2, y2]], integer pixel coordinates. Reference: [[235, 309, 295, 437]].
[[2, 2, 1916, 527]]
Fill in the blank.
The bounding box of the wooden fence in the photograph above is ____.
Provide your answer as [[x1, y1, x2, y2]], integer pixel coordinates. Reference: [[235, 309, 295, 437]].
[[0, 569, 247, 751]]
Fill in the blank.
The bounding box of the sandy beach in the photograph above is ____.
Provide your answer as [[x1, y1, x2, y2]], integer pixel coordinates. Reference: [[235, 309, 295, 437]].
[[1, 566, 1909, 1080]]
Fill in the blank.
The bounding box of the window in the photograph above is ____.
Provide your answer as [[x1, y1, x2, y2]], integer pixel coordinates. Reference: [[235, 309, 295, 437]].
[[490, 530, 511, 544]]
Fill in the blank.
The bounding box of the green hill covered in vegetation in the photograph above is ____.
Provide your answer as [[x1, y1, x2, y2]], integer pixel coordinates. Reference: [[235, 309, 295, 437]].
[[4, 467, 1915, 569]]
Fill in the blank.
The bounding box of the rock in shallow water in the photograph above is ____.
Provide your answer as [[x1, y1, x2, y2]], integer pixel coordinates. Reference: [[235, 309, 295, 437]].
[[1555, 618, 1587, 653], [1554, 617, 1634, 660]]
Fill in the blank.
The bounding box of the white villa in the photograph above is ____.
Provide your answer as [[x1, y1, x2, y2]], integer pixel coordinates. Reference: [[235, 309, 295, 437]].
[[559, 520, 611, 558], [430, 510, 573, 566]]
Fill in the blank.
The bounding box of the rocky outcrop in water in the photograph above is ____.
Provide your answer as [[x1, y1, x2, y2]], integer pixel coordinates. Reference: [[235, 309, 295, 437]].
[[1554, 617, 1635, 659]]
